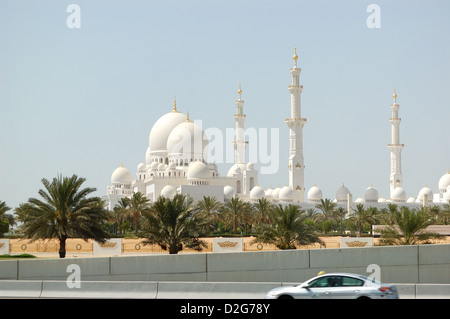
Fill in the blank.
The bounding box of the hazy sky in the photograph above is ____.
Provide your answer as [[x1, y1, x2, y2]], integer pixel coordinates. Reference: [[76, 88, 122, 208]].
[[1, 0, 449, 210]]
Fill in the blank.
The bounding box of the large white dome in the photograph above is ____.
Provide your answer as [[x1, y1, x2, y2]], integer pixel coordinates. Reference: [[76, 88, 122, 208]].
[[364, 185, 379, 202], [186, 161, 210, 179], [391, 187, 407, 202], [307, 185, 323, 202], [439, 171, 450, 192], [160, 184, 176, 199], [111, 164, 132, 185], [149, 110, 186, 157], [224, 185, 235, 199], [166, 117, 208, 162], [279, 186, 294, 201], [250, 185, 265, 200], [336, 184, 350, 202], [417, 186, 433, 202]]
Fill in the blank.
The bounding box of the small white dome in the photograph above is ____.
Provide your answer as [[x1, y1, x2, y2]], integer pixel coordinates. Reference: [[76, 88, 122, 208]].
[[439, 171, 450, 192], [378, 197, 387, 203], [157, 163, 166, 170], [272, 187, 281, 200], [336, 184, 350, 202], [307, 185, 323, 202], [391, 187, 407, 202], [224, 185, 235, 199], [168, 162, 177, 169], [227, 163, 245, 177], [355, 197, 365, 203], [137, 162, 146, 172], [186, 161, 210, 179], [364, 185, 379, 202], [111, 164, 132, 185], [247, 162, 255, 170], [279, 186, 294, 201], [265, 187, 273, 198], [250, 185, 265, 199], [417, 186, 433, 202], [160, 184, 176, 199], [150, 161, 159, 170], [407, 196, 416, 203]]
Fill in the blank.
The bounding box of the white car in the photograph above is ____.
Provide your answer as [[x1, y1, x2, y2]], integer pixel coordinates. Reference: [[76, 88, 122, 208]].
[[265, 272, 399, 299]]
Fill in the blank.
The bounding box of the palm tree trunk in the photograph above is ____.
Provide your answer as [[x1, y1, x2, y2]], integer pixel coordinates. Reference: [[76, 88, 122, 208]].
[[134, 212, 139, 234], [59, 236, 67, 258]]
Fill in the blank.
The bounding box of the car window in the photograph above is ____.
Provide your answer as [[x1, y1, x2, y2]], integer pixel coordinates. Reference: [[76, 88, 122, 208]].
[[340, 276, 364, 287], [308, 276, 339, 287]]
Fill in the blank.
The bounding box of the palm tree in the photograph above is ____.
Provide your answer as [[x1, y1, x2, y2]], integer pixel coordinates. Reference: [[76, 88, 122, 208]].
[[15, 174, 110, 258], [251, 204, 323, 250], [253, 198, 275, 224], [0, 201, 11, 218], [334, 207, 347, 235], [125, 192, 150, 234], [220, 196, 248, 234], [196, 196, 223, 234], [350, 204, 377, 236], [378, 206, 445, 245], [0, 201, 14, 236], [140, 194, 207, 254], [112, 198, 129, 234], [240, 201, 255, 235], [379, 203, 398, 224], [315, 198, 337, 222], [438, 204, 450, 225]]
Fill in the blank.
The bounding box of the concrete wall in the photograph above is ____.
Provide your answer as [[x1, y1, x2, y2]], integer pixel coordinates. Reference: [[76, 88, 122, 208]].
[[1, 280, 449, 299], [1, 244, 450, 284]]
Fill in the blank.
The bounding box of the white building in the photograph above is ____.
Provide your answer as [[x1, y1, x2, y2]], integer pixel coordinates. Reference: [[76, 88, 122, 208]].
[[105, 50, 450, 212]]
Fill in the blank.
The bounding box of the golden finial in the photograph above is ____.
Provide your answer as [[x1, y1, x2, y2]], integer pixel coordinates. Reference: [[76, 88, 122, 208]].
[[186, 112, 190, 122], [120, 162, 123, 168], [237, 82, 242, 99], [393, 88, 397, 102], [172, 96, 178, 112], [293, 47, 298, 61]]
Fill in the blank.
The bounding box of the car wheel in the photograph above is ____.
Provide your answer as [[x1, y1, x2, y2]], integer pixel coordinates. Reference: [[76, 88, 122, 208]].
[[357, 296, 371, 300], [278, 295, 294, 299]]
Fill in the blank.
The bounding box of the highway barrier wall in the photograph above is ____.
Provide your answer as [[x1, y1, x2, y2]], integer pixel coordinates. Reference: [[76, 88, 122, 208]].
[[1, 244, 450, 284], [1, 280, 449, 299]]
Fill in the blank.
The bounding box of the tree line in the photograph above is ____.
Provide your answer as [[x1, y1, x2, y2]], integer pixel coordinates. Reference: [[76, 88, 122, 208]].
[[1, 174, 449, 258]]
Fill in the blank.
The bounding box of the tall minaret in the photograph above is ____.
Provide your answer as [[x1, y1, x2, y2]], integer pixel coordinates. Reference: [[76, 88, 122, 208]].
[[285, 48, 306, 202], [233, 82, 248, 164], [388, 89, 404, 198]]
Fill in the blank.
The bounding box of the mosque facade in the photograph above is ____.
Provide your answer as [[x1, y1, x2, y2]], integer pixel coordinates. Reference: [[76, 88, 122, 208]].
[[104, 50, 450, 212]]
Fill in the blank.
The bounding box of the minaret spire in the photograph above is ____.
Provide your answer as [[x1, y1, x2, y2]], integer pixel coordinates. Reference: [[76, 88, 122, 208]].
[[388, 88, 404, 198], [286, 48, 306, 202], [233, 82, 247, 164]]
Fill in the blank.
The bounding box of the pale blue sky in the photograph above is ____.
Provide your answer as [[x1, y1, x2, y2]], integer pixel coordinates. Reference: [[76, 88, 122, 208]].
[[1, 0, 449, 209]]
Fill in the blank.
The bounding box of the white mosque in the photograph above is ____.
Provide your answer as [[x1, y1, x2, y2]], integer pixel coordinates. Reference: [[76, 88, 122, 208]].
[[104, 50, 450, 212]]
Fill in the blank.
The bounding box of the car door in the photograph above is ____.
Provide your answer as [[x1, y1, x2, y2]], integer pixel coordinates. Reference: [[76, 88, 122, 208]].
[[301, 276, 337, 299], [327, 275, 365, 299]]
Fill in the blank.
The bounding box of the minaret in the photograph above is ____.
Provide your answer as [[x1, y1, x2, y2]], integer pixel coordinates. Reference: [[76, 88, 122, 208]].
[[233, 82, 248, 164], [388, 89, 404, 198], [285, 48, 306, 202]]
